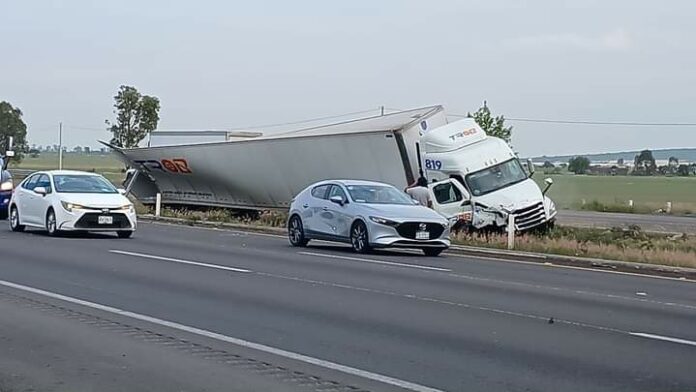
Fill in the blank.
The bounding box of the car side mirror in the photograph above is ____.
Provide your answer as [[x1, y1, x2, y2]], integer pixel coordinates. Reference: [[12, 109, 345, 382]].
[[34, 186, 47, 196], [118, 188, 127, 195], [329, 195, 346, 206]]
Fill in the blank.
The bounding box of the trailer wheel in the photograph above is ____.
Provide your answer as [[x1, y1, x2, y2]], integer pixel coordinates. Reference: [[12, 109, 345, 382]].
[[288, 215, 309, 247]]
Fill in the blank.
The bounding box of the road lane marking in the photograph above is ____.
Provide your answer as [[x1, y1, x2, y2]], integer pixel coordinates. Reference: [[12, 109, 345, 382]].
[[109, 250, 251, 273], [0, 279, 444, 392], [143, 221, 696, 283], [298, 251, 451, 272], [630, 332, 696, 347]]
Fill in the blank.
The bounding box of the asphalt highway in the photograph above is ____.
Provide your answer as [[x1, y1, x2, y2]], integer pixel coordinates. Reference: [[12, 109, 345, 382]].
[[0, 222, 694, 392]]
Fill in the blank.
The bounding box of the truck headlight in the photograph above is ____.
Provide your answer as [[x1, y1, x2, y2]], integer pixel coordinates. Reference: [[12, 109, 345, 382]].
[[545, 198, 557, 217], [369, 216, 399, 226], [0, 181, 12, 191], [61, 201, 86, 212]]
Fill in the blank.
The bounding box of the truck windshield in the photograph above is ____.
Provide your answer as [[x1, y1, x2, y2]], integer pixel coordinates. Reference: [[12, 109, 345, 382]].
[[346, 185, 414, 205], [465, 159, 528, 196]]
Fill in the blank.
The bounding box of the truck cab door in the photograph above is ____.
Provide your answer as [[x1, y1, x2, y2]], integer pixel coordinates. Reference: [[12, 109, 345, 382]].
[[428, 179, 470, 219]]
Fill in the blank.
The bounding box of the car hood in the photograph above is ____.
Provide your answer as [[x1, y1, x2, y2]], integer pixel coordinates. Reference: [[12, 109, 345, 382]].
[[474, 179, 543, 211], [357, 203, 447, 223], [58, 193, 131, 208]]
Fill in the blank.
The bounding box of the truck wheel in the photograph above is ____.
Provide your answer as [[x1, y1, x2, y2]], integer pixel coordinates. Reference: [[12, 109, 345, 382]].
[[350, 221, 371, 254], [423, 248, 444, 257], [288, 215, 309, 247], [9, 206, 24, 232]]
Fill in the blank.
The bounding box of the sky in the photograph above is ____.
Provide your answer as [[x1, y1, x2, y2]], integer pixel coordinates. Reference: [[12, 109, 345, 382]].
[[2, 0, 696, 157]]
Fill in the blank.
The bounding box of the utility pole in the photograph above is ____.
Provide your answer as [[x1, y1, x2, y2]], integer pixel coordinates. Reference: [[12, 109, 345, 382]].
[[380, 106, 385, 116], [58, 122, 63, 170]]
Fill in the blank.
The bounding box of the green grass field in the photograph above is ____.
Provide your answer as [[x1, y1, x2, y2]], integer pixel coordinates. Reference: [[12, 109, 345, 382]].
[[13, 152, 122, 172], [534, 174, 696, 214]]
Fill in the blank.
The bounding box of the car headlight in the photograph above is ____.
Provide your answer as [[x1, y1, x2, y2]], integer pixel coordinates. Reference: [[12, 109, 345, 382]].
[[369, 216, 399, 226], [119, 203, 135, 213], [0, 181, 12, 191], [61, 201, 86, 212]]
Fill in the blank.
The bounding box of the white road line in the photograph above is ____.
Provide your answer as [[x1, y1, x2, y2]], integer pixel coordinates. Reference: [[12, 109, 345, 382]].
[[109, 250, 251, 273], [145, 221, 696, 283], [0, 279, 444, 392], [299, 251, 451, 272], [630, 332, 696, 347]]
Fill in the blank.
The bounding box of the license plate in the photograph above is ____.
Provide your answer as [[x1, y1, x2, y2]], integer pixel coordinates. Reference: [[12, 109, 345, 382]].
[[98, 216, 113, 225], [416, 231, 430, 240]]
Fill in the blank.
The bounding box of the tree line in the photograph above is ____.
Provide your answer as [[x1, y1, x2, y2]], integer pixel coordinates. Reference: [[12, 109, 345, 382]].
[[559, 149, 696, 176]]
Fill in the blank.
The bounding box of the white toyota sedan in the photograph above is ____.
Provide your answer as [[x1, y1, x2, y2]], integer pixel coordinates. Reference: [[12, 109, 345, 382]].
[[8, 170, 137, 238]]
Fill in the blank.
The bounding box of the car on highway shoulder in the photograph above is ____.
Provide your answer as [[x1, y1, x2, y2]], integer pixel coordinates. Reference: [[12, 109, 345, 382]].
[[288, 180, 450, 256], [8, 170, 136, 238]]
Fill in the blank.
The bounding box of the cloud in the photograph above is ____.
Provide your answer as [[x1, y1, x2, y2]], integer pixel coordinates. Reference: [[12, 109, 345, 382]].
[[507, 28, 632, 51]]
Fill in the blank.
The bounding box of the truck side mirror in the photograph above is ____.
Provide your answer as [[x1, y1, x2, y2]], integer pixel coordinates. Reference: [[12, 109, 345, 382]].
[[543, 177, 554, 195], [526, 159, 535, 177]]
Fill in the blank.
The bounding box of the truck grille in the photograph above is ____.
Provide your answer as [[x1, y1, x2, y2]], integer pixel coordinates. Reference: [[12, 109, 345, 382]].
[[396, 222, 445, 240], [75, 213, 131, 229], [513, 202, 547, 231]]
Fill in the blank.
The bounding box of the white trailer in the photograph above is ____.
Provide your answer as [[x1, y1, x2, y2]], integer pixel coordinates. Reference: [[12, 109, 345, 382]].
[[110, 106, 556, 231]]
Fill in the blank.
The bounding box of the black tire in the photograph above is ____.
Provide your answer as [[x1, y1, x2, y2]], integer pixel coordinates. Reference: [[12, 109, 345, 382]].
[[9, 206, 25, 232], [350, 221, 371, 254], [288, 215, 309, 247], [46, 209, 60, 237], [117, 231, 133, 239], [423, 248, 445, 257]]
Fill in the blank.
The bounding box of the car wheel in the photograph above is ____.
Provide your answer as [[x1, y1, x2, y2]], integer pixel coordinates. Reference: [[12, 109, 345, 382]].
[[423, 248, 444, 257], [350, 221, 371, 254], [46, 209, 60, 237], [9, 206, 25, 232], [117, 231, 133, 239], [288, 215, 309, 247]]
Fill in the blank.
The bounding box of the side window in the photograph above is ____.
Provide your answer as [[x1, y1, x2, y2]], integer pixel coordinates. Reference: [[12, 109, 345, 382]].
[[328, 185, 347, 201], [36, 174, 52, 193], [22, 174, 39, 190], [311, 185, 330, 200], [433, 182, 463, 204]]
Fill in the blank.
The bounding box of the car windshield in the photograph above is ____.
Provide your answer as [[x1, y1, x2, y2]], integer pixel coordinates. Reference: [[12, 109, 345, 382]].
[[465, 159, 528, 196], [53, 175, 118, 194], [345, 184, 414, 205]]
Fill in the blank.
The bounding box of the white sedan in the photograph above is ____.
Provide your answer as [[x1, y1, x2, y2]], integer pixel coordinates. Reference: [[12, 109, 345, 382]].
[[8, 170, 137, 238]]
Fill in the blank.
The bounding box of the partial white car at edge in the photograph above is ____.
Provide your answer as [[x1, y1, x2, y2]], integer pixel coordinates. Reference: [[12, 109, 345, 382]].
[[8, 170, 136, 238]]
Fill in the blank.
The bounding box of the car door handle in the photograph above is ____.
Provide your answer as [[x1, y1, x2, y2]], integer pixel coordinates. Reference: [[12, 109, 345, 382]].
[[302, 204, 309, 208], [322, 207, 329, 211]]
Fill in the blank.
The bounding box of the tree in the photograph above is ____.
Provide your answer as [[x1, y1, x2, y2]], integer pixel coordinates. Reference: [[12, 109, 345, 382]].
[[677, 164, 690, 176], [84, 146, 91, 154], [0, 101, 28, 162], [467, 101, 512, 143], [668, 156, 679, 167], [73, 146, 83, 153], [568, 156, 591, 174], [617, 158, 625, 165], [542, 161, 555, 168], [106, 85, 160, 148], [634, 149, 656, 175]]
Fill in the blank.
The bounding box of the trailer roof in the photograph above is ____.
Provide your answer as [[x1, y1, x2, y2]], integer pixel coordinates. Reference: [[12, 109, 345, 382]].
[[259, 105, 443, 139]]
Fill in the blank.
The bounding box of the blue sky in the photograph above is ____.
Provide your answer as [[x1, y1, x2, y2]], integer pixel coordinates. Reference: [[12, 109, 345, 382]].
[[2, 0, 695, 156]]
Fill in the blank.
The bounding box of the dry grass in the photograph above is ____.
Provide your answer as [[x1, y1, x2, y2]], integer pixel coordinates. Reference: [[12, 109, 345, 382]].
[[152, 207, 288, 228], [454, 228, 696, 269]]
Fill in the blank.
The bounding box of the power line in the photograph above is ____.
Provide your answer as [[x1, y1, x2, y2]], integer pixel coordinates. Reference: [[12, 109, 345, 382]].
[[448, 113, 696, 126], [229, 108, 382, 130]]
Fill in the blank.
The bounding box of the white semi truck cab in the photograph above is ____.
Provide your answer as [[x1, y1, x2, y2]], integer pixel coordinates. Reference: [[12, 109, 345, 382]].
[[420, 119, 556, 231]]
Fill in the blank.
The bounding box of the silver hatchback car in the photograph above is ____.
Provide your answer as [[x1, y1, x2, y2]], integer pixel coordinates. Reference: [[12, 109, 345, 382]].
[[288, 180, 450, 256]]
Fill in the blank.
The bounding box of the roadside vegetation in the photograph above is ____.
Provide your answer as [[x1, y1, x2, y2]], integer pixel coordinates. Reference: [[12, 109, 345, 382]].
[[146, 207, 696, 269]]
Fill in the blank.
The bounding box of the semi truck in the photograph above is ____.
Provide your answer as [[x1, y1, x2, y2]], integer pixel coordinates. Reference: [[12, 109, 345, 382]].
[[110, 106, 556, 231]]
